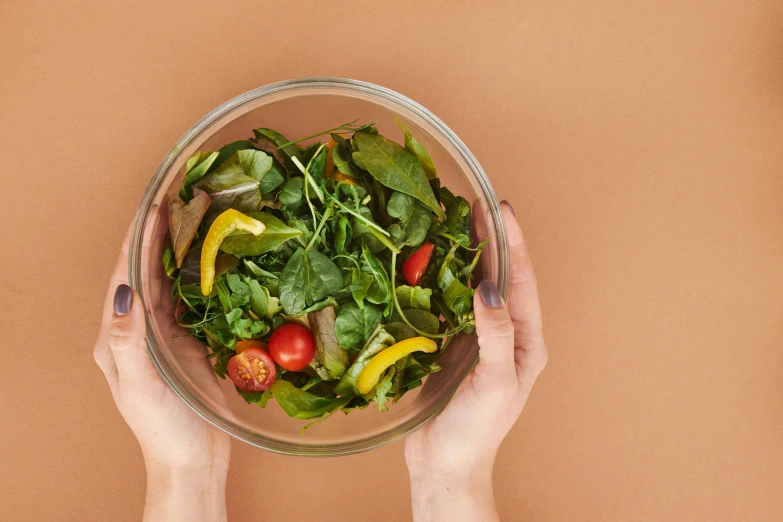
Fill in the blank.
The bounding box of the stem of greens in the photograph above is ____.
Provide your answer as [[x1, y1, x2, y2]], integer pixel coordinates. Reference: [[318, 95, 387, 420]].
[[307, 204, 334, 250], [436, 232, 491, 252], [291, 153, 325, 205], [278, 120, 364, 148], [328, 195, 395, 241], [390, 252, 467, 340]]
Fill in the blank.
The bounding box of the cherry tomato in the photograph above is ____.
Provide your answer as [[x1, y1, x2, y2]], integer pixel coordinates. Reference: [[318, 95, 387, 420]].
[[227, 348, 276, 392], [402, 242, 435, 286], [268, 323, 316, 371], [235, 340, 267, 354]]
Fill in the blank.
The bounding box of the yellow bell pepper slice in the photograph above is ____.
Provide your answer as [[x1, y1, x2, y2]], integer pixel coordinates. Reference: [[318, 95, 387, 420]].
[[200, 209, 265, 296], [357, 337, 438, 395]]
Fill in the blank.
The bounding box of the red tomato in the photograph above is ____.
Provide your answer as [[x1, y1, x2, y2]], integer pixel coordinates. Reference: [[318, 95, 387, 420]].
[[402, 242, 435, 286], [268, 323, 316, 371], [235, 340, 267, 354], [227, 348, 276, 392]]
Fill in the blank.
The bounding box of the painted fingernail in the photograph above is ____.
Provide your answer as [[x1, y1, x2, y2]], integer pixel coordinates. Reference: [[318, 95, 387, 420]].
[[114, 284, 133, 316], [478, 280, 501, 308], [501, 200, 515, 216]]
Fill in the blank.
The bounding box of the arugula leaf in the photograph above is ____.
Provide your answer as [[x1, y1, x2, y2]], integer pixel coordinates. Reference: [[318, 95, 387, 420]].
[[180, 151, 219, 200], [334, 215, 352, 254], [226, 273, 251, 308], [278, 247, 344, 315], [443, 278, 474, 315], [394, 285, 432, 311], [335, 302, 383, 351], [219, 212, 303, 256], [269, 380, 350, 420], [334, 328, 396, 398], [235, 386, 269, 405], [168, 188, 211, 267], [278, 177, 304, 210], [352, 131, 445, 219], [387, 191, 431, 248], [440, 187, 471, 236], [373, 367, 396, 412], [225, 308, 268, 339], [396, 119, 437, 180], [308, 305, 349, 380]]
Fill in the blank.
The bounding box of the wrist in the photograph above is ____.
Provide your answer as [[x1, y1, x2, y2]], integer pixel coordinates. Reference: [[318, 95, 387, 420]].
[[143, 460, 228, 522], [408, 464, 497, 522]]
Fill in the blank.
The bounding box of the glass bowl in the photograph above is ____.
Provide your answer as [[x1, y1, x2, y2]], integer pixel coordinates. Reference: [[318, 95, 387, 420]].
[[129, 78, 509, 456]]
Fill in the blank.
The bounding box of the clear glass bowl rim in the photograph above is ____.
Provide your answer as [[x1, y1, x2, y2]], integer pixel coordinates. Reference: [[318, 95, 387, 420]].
[[129, 77, 509, 456]]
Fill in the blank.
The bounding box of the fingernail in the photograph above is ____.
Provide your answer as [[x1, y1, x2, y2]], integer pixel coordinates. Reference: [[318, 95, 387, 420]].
[[501, 200, 515, 216], [114, 284, 133, 316], [478, 280, 501, 308]]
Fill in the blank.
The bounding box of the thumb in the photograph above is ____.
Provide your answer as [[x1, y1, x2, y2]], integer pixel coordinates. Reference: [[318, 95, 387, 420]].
[[473, 280, 516, 378], [108, 284, 155, 387]]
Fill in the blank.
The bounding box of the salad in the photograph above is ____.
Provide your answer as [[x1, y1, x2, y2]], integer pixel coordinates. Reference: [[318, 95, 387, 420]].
[[162, 120, 487, 429]]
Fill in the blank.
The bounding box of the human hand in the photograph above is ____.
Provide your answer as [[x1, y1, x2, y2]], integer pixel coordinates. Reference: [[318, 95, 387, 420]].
[[93, 209, 230, 522], [405, 201, 548, 521]]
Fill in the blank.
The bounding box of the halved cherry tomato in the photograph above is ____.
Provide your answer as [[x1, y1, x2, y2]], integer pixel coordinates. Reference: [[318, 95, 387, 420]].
[[268, 323, 316, 371], [402, 242, 435, 286], [227, 348, 276, 392], [235, 340, 267, 354]]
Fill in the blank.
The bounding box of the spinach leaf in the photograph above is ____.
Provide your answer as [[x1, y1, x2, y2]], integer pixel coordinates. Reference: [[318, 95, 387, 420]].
[[180, 151, 219, 200], [252, 128, 305, 172], [180, 238, 239, 285], [235, 149, 273, 182], [402, 358, 442, 387], [352, 131, 445, 219], [302, 143, 328, 185], [278, 247, 344, 315], [168, 188, 211, 267], [308, 305, 349, 380], [219, 212, 303, 256], [335, 302, 382, 351], [396, 119, 437, 180], [387, 191, 431, 248], [211, 140, 254, 170], [394, 285, 432, 311], [334, 328, 396, 398], [331, 141, 358, 177], [269, 380, 350, 420], [244, 277, 267, 318], [442, 274, 474, 315], [278, 177, 304, 210], [235, 386, 270, 406], [352, 206, 385, 253], [361, 244, 391, 307], [386, 309, 440, 342]]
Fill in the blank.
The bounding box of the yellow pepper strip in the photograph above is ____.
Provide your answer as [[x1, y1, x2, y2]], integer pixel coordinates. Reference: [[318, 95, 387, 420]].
[[200, 209, 265, 296], [357, 337, 438, 395]]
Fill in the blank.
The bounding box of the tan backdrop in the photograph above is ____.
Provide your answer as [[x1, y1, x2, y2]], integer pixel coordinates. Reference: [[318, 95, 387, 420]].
[[1, 1, 781, 520]]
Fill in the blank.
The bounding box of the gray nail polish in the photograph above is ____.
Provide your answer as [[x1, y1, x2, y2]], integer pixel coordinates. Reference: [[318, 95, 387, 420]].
[[114, 284, 133, 316], [478, 280, 501, 308], [501, 200, 516, 216]]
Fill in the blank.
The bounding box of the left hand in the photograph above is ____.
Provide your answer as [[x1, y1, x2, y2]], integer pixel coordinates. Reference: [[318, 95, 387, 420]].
[[93, 208, 230, 521]]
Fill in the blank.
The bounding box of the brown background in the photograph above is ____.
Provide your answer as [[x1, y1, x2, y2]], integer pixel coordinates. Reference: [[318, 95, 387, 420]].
[[1, 0, 782, 520]]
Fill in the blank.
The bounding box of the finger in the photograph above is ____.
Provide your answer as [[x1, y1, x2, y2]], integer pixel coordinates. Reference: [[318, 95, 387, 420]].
[[107, 285, 156, 388], [472, 280, 516, 380], [500, 201, 548, 381]]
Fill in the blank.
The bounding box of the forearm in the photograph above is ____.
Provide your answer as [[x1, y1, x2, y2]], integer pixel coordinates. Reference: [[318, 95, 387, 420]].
[[143, 461, 228, 522], [408, 464, 499, 522]]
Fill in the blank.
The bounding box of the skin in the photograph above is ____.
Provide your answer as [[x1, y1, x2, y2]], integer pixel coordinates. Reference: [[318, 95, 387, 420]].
[[94, 202, 545, 521]]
